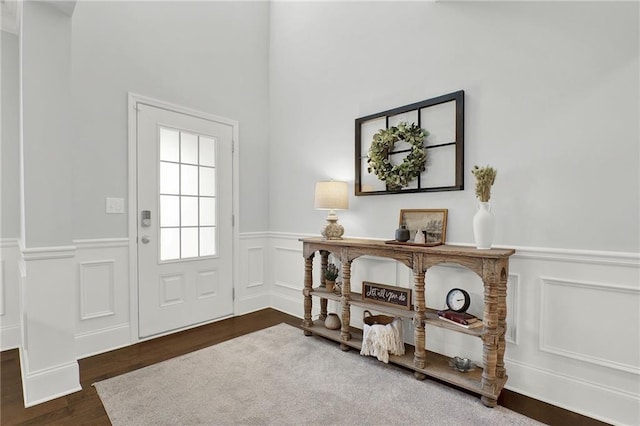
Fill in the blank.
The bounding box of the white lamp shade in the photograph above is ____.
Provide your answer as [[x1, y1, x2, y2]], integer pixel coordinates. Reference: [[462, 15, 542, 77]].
[[314, 181, 349, 210]]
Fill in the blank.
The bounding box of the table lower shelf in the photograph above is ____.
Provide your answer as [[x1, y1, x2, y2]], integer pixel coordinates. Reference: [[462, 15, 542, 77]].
[[302, 320, 507, 402], [310, 287, 500, 337]]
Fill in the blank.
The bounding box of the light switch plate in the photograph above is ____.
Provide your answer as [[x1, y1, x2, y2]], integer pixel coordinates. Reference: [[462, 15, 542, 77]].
[[106, 197, 125, 214]]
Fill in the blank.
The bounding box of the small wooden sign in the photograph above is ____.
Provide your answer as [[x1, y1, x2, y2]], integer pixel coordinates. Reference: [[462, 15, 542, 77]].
[[362, 281, 412, 311]]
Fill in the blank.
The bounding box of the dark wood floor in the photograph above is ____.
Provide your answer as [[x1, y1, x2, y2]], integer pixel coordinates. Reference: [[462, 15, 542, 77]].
[[1, 308, 607, 425]]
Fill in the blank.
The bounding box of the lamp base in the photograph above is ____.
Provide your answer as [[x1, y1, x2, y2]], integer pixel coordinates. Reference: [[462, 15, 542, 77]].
[[321, 218, 344, 240]]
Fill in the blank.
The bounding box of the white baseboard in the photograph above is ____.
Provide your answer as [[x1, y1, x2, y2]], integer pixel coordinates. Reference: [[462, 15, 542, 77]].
[[1, 324, 21, 350], [235, 292, 271, 316], [505, 359, 640, 426], [270, 293, 304, 319], [20, 348, 82, 407], [75, 323, 131, 359]]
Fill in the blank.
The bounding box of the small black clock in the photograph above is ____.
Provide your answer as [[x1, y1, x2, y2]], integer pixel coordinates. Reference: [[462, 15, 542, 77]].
[[446, 288, 471, 313]]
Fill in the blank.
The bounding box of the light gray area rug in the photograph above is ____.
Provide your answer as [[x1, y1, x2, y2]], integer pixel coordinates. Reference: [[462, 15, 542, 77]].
[[95, 323, 543, 425]]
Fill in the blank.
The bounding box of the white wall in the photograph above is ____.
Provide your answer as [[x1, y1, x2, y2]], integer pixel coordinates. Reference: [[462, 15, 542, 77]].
[[1, 31, 20, 239], [1, 24, 23, 353], [1, 22, 23, 353], [269, 1, 639, 253], [21, 0, 74, 248], [268, 2, 639, 425], [71, 1, 270, 237]]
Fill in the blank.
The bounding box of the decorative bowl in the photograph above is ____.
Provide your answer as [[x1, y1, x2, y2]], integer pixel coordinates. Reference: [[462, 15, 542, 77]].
[[324, 313, 341, 330], [449, 356, 476, 372]]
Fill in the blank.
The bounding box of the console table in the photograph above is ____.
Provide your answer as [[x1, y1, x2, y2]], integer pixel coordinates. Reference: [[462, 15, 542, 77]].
[[300, 237, 515, 407]]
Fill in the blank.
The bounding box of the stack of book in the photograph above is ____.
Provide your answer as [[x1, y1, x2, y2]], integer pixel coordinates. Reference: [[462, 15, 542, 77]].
[[436, 310, 483, 329]]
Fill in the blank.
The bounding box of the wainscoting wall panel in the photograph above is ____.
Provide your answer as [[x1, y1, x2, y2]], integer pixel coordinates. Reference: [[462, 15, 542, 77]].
[[505, 274, 519, 344], [0, 239, 21, 350], [267, 233, 312, 317], [539, 276, 639, 374], [268, 233, 640, 426], [73, 239, 131, 359], [272, 244, 305, 317], [1, 260, 5, 315], [79, 260, 115, 320], [272, 246, 303, 292], [237, 233, 270, 314], [2, 232, 638, 424], [247, 247, 264, 288], [20, 246, 80, 406]]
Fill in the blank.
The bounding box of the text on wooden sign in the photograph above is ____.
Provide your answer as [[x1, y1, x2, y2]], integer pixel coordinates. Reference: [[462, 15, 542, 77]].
[[362, 281, 412, 311]]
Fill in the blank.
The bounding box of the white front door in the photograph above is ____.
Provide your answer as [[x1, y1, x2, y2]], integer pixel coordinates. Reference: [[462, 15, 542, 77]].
[[135, 101, 234, 338]]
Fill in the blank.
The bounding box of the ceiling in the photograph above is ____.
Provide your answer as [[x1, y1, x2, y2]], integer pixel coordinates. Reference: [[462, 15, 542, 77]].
[[1, 0, 76, 35]]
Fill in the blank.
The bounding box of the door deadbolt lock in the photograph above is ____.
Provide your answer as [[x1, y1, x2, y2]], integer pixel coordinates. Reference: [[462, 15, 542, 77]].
[[141, 235, 150, 244], [141, 210, 151, 227]]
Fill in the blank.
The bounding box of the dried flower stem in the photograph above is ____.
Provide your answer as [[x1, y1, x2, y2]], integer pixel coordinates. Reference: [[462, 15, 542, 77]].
[[472, 165, 497, 202]]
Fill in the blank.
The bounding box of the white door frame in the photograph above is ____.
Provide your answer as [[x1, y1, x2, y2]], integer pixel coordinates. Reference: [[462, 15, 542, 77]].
[[127, 92, 240, 342]]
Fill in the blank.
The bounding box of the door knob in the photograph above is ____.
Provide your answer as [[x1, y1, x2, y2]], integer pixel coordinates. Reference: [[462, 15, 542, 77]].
[[141, 235, 150, 244]]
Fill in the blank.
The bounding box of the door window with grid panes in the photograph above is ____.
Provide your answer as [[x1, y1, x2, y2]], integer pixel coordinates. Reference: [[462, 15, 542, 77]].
[[159, 127, 217, 261]]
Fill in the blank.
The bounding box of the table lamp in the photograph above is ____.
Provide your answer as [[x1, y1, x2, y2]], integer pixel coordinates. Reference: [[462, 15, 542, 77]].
[[314, 180, 349, 240]]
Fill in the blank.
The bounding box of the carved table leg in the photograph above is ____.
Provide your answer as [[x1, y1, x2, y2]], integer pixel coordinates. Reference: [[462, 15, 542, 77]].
[[339, 259, 352, 349], [320, 299, 328, 322], [496, 262, 509, 380], [481, 396, 498, 408], [302, 253, 315, 336], [413, 267, 426, 372], [481, 259, 500, 405], [319, 250, 329, 321]]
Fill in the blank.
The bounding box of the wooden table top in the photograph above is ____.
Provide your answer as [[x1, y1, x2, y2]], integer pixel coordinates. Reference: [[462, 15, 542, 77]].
[[300, 237, 515, 259]]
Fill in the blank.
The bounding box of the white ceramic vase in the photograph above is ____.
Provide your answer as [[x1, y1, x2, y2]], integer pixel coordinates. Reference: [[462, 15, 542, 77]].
[[473, 202, 494, 249]]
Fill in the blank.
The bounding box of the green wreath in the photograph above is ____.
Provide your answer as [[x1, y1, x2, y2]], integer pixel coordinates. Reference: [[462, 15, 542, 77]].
[[367, 122, 428, 191]]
